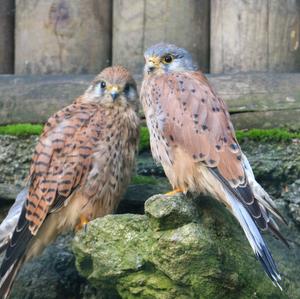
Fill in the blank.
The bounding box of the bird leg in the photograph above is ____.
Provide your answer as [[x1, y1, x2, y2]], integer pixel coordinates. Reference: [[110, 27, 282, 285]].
[[75, 215, 90, 232], [165, 188, 184, 196]]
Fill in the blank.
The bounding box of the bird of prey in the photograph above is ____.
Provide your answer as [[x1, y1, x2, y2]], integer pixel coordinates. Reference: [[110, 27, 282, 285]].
[[140, 43, 287, 289], [0, 65, 140, 298]]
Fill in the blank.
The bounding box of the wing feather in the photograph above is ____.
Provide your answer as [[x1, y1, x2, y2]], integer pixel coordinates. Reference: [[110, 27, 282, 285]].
[[26, 102, 100, 235]]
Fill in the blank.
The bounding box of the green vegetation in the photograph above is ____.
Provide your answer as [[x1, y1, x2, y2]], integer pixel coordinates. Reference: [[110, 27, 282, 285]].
[[0, 124, 298, 146], [0, 124, 43, 136], [236, 128, 300, 142], [131, 175, 158, 185], [139, 126, 150, 152], [139, 127, 299, 151]]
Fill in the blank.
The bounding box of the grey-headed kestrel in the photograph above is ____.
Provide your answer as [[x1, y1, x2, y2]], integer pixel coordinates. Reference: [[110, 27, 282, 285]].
[[141, 43, 288, 289], [0, 65, 140, 298]]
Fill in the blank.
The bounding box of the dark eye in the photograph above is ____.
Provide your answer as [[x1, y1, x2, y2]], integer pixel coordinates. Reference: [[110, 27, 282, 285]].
[[163, 54, 173, 64], [124, 83, 130, 94], [100, 81, 106, 89]]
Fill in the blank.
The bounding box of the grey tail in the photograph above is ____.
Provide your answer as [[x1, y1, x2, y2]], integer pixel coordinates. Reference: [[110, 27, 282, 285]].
[[0, 258, 24, 299], [0, 206, 33, 299], [225, 190, 282, 290], [0, 241, 8, 255]]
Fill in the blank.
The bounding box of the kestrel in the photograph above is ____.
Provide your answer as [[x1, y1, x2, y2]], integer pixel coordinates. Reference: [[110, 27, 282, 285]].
[[141, 43, 287, 289], [0, 66, 140, 298]]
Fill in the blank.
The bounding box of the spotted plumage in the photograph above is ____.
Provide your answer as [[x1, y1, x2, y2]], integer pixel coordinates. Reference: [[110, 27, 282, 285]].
[[0, 65, 140, 298], [141, 43, 287, 289]]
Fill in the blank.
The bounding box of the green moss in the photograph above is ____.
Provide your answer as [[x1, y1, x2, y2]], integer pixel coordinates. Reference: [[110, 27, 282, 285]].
[[139, 127, 150, 152], [236, 128, 300, 142], [131, 175, 159, 185], [0, 124, 298, 145], [73, 195, 285, 299], [117, 269, 192, 299], [0, 124, 43, 136], [138, 127, 299, 152]]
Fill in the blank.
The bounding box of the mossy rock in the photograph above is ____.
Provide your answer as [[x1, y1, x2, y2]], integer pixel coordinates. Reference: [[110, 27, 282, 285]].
[[73, 194, 285, 299]]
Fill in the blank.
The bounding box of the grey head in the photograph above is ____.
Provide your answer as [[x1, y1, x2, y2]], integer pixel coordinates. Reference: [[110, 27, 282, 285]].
[[144, 43, 197, 75]]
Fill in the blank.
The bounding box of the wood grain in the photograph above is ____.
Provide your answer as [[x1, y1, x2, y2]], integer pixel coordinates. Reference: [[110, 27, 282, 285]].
[[211, 0, 300, 73], [0, 0, 14, 74], [112, 0, 209, 74], [15, 0, 112, 74]]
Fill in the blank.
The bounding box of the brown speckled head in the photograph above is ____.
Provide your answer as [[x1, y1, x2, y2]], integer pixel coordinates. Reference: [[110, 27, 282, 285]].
[[83, 65, 138, 110]]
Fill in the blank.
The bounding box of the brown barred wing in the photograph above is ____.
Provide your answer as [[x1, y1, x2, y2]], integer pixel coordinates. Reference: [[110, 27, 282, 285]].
[[26, 102, 100, 235]]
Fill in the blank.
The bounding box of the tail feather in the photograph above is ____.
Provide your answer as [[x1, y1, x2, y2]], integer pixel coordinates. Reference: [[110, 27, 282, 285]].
[[268, 220, 290, 248], [242, 154, 286, 225], [0, 188, 28, 254], [225, 189, 282, 289], [0, 204, 33, 299], [0, 257, 24, 299], [0, 241, 8, 255]]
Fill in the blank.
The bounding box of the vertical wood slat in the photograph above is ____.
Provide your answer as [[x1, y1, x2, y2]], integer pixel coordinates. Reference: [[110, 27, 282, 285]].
[[15, 0, 112, 74], [0, 0, 14, 74], [113, 0, 210, 75], [211, 0, 300, 74]]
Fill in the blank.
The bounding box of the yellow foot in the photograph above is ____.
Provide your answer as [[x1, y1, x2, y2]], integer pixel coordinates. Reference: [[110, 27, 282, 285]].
[[75, 215, 90, 232], [165, 188, 184, 196]]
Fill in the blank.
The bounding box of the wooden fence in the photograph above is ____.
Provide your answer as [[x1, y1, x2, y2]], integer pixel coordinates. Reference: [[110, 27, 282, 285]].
[[0, 0, 299, 130], [1, 0, 299, 75]]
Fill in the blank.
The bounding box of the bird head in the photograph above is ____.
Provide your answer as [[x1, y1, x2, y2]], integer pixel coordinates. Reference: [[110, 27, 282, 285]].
[[83, 66, 138, 110], [144, 43, 197, 76]]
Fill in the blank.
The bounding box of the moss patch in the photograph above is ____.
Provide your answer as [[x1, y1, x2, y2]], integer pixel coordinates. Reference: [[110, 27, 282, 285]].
[[0, 124, 43, 136], [0, 124, 298, 146], [236, 128, 300, 142], [73, 195, 284, 299], [138, 127, 300, 152], [131, 175, 159, 185], [139, 127, 150, 152]]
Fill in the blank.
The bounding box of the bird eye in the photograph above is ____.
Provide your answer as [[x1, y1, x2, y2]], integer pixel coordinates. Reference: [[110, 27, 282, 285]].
[[124, 83, 130, 94], [163, 54, 173, 64], [100, 81, 106, 89]]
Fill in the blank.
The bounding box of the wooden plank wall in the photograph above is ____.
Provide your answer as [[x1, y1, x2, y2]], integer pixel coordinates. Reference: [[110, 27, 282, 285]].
[[211, 0, 300, 73], [15, 0, 112, 74], [2, 0, 300, 75], [0, 73, 299, 130], [0, 0, 299, 130], [0, 0, 14, 74], [112, 0, 210, 74]]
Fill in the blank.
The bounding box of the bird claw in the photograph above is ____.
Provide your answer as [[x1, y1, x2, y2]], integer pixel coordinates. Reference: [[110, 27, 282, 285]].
[[75, 215, 89, 232], [165, 188, 184, 196]]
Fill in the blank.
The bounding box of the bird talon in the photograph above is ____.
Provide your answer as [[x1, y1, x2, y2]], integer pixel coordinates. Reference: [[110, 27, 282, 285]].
[[165, 188, 184, 196], [83, 223, 88, 233], [75, 215, 89, 232]]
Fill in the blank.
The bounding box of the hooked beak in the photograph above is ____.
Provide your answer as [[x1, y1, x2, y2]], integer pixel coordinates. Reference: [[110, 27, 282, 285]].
[[108, 85, 120, 101], [145, 56, 160, 74], [111, 91, 119, 101]]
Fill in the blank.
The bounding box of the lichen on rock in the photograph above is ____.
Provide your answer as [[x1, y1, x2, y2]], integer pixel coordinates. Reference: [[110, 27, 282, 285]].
[[73, 194, 285, 299]]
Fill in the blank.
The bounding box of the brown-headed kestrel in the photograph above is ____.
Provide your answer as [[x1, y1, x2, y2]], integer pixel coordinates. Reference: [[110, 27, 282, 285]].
[[0, 66, 140, 298], [141, 43, 288, 289]]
